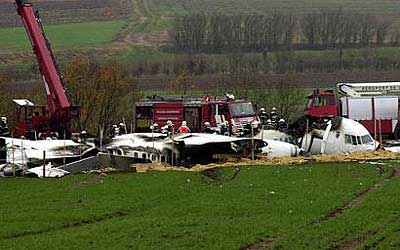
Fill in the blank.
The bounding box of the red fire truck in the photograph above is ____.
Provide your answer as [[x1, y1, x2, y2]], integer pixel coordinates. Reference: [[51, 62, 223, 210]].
[[304, 83, 400, 138], [134, 95, 259, 134]]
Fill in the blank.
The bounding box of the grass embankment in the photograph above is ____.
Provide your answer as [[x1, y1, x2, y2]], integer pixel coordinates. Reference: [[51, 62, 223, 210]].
[[0, 162, 398, 249], [0, 20, 125, 51]]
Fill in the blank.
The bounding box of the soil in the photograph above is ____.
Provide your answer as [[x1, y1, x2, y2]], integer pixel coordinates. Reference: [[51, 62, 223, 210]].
[[0, 0, 131, 27]]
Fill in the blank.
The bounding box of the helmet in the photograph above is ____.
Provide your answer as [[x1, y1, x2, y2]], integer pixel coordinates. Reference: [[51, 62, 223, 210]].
[[182, 121, 187, 126], [204, 122, 210, 126], [113, 124, 117, 128], [279, 119, 285, 123], [119, 122, 124, 127], [267, 119, 272, 124], [1, 117, 6, 122], [153, 123, 158, 127], [167, 120, 173, 126], [260, 108, 265, 112], [81, 130, 87, 134], [272, 107, 277, 111]]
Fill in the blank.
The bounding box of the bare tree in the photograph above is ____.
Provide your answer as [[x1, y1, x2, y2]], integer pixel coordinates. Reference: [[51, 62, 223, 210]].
[[376, 17, 392, 45], [64, 57, 139, 135]]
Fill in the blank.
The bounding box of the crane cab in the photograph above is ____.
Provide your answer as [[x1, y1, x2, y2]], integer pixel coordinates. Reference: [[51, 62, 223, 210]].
[[13, 99, 49, 139]]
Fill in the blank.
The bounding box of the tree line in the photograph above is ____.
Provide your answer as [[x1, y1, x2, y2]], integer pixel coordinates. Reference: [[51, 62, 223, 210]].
[[170, 10, 398, 53]]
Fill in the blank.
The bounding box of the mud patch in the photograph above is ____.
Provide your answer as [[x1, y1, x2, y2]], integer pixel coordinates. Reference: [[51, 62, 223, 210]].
[[3, 210, 128, 240], [122, 31, 170, 47], [200, 167, 241, 184], [241, 238, 275, 250], [72, 173, 107, 187]]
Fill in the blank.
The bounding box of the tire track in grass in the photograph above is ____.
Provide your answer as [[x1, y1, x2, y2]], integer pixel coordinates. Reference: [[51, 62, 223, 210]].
[[317, 167, 397, 223], [331, 168, 400, 250], [2, 210, 129, 240], [335, 213, 400, 250], [241, 166, 397, 250], [241, 238, 275, 250]]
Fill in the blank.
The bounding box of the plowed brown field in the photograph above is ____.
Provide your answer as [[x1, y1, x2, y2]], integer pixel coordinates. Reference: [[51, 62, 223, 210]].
[[0, 0, 131, 27]]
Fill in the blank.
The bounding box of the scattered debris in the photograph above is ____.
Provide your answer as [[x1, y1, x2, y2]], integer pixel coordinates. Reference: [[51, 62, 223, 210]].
[[131, 150, 400, 173], [27, 163, 69, 178]]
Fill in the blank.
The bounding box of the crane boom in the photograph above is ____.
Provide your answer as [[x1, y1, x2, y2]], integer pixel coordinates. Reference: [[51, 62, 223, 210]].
[[16, 0, 70, 115], [14, 0, 79, 139]]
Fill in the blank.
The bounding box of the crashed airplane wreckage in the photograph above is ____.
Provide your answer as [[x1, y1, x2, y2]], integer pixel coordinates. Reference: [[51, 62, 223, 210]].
[[0, 133, 271, 177], [0, 137, 98, 177], [106, 133, 267, 166], [0, 116, 378, 178]]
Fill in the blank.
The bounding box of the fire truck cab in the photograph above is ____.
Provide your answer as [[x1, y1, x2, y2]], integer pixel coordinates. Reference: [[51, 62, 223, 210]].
[[134, 95, 259, 134], [304, 89, 338, 119], [303, 83, 400, 138]]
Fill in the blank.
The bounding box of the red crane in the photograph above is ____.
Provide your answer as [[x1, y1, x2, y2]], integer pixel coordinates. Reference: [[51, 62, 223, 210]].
[[14, 0, 79, 139]]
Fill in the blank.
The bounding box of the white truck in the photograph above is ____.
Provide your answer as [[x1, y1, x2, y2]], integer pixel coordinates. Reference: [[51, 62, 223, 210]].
[[337, 82, 400, 138]]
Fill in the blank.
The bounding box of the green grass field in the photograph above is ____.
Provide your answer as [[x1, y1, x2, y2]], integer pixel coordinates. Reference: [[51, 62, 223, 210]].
[[1, 162, 399, 249], [0, 20, 125, 51]]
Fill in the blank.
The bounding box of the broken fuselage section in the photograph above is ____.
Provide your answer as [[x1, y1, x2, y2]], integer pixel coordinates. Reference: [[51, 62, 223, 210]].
[[106, 133, 266, 166]]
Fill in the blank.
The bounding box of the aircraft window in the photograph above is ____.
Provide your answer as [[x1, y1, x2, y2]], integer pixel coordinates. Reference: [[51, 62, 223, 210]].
[[142, 153, 147, 159], [134, 152, 138, 158], [151, 155, 157, 161], [362, 135, 373, 144], [345, 135, 352, 144], [336, 131, 340, 138], [357, 136, 362, 145], [161, 156, 166, 162], [351, 135, 358, 145]]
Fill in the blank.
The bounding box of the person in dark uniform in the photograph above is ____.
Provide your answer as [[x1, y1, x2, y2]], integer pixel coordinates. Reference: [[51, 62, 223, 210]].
[[259, 108, 268, 126], [119, 122, 126, 135], [203, 122, 213, 133], [0, 117, 9, 136]]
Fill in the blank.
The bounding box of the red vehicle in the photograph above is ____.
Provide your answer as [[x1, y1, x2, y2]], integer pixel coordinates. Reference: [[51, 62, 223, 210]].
[[304, 87, 399, 138], [135, 95, 259, 134], [14, 0, 79, 139], [304, 89, 338, 119]]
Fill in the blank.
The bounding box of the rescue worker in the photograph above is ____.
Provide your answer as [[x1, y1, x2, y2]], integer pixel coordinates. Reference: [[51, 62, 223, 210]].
[[259, 108, 268, 126], [161, 120, 174, 135], [265, 119, 274, 130], [150, 123, 160, 133], [203, 122, 213, 133], [178, 121, 190, 134], [220, 121, 230, 136], [270, 107, 280, 127], [0, 116, 9, 136], [119, 122, 126, 134], [79, 130, 88, 143], [278, 118, 287, 132], [111, 124, 119, 137]]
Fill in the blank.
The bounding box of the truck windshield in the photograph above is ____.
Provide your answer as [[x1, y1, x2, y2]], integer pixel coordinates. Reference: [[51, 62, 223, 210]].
[[230, 102, 255, 117]]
